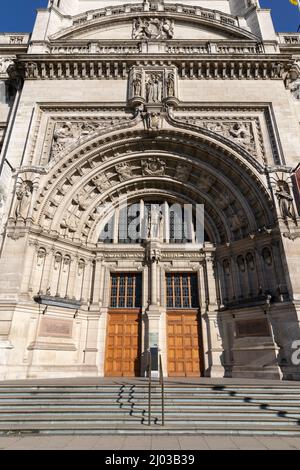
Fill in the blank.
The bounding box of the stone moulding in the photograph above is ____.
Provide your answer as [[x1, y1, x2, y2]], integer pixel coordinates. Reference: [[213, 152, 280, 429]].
[[18, 57, 289, 81]]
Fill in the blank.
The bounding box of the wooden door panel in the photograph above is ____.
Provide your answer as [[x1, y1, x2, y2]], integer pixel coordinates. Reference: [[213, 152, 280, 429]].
[[167, 310, 202, 377], [105, 310, 140, 377]]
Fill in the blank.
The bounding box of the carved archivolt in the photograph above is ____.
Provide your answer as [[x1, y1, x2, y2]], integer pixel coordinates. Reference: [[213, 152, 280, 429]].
[[29, 126, 275, 247]]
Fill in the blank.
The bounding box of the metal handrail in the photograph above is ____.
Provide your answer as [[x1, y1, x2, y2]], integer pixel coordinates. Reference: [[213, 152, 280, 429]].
[[148, 350, 151, 426], [159, 354, 165, 426]]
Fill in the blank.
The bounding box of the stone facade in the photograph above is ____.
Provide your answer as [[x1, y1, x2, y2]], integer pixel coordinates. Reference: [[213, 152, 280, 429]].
[[0, 0, 299, 380]]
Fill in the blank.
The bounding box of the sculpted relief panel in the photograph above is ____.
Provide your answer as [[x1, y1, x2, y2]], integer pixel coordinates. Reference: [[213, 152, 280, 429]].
[[132, 18, 174, 40], [129, 66, 178, 104]]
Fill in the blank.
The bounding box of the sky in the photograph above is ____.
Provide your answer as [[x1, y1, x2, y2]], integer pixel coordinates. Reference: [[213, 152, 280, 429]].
[[0, 0, 299, 33]]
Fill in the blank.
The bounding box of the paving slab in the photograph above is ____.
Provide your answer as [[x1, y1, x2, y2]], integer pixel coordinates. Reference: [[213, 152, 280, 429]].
[[122, 436, 152, 450], [204, 436, 238, 450], [256, 437, 296, 450], [229, 436, 268, 450], [281, 437, 300, 449], [178, 436, 210, 450], [151, 436, 181, 450], [92, 436, 126, 450]]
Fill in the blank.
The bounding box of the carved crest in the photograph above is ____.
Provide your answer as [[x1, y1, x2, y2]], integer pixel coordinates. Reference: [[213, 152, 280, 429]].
[[132, 18, 174, 40], [142, 158, 166, 176]]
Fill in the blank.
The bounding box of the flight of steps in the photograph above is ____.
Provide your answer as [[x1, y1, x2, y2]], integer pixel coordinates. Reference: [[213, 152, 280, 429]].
[[0, 382, 300, 436]]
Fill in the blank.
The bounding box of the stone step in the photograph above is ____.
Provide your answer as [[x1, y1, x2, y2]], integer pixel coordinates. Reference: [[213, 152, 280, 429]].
[[0, 409, 299, 419], [1, 402, 300, 411]]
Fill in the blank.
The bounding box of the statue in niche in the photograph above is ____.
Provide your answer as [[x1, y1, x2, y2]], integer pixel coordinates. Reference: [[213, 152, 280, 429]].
[[132, 73, 142, 97], [262, 247, 272, 266], [115, 162, 133, 181], [237, 255, 246, 273], [147, 204, 164, 240], [246, 252, 255, 270], [145, 74, 162, 103], [275, 180, 296, 223], [142, 157, 166, 176], [166, 72, 175, 97], [15, 182, 32, 219]]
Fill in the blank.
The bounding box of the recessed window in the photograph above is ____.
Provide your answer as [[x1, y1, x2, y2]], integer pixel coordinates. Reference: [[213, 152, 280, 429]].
[[110, 273, 142, 308], [166, 273, 199, 308]]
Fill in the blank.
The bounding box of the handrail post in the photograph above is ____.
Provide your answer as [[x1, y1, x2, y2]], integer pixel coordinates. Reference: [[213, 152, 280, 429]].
[[159, 354, 165, 426], [148, 350, 151, 426]]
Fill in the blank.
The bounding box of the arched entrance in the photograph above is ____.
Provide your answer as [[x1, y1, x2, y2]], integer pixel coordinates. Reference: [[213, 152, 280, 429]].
[[27, 123, 285, 379]]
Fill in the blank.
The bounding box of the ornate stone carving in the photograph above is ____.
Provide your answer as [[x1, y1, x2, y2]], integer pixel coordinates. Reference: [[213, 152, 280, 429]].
[[142, 158, 166, 176], [51, 121, 101, 158], [92, 173, 112, 191], [229, 210, 247, 232], [282, 60, 300, 100], [115, 162, 134, 181], [132, 18, 174, 40], [203, 121, 255, 155], [198, 175, 215, 192], [60, 211, 78, 233], [0, 58, 14, 75], [142, 111, 163, 130], [15, 181, 33, 219], [174, 164, 190, 182], [25, 62, 38, 78], [128, 66, 178, 104], [215, 190, 233, 210], [73, 190, 91, 210], [275, 180, 297, 223]]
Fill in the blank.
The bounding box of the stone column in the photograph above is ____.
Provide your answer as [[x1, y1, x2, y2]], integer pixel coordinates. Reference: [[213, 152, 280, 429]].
[[205, 255, 224, 378], [146, 241, 163, 378]]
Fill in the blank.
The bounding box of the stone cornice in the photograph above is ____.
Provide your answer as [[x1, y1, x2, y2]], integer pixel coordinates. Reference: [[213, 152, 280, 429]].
[[16, 55, 290, 81]]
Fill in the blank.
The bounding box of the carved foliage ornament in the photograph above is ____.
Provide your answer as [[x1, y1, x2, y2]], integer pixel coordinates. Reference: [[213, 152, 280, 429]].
[[132, 18, 174, 40]]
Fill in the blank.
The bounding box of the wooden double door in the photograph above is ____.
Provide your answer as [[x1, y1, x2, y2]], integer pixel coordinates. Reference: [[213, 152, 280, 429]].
[[105, 309, 141, 377], [167, 309, 203, 377]]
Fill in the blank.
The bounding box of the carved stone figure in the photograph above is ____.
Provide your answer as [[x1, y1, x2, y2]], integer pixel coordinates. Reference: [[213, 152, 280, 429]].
[[275, 180, 296, 222], [229, 210, 247, 231], [198, 175, 215, 192], [36, 248, 46, 267], [25, 62, 37, 78], [166, 72, 175, 97], [147, 205, 164, 239], [237, 255, 246, 273], [175, 164, 190, 182], [132, 73, 142, 97], [73, 190, 90, 210], [145, 73, 162, 103], [115, 162, 133, 181], [15, 182, 32, 219], [92, 173, 111, 191], [142, 158, 166, 176], [246, 252, 255, 270], [0, 58, 14, 75], [143, 111, 162, 130], [215, 190, 232, 210], [51, 121, 101, 158], [60, 212, 78, 233], [132, 18, 174, 40], [229, 122, 252, 145], [262, 247, 272, 266], [203, 121, 255, 154]]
